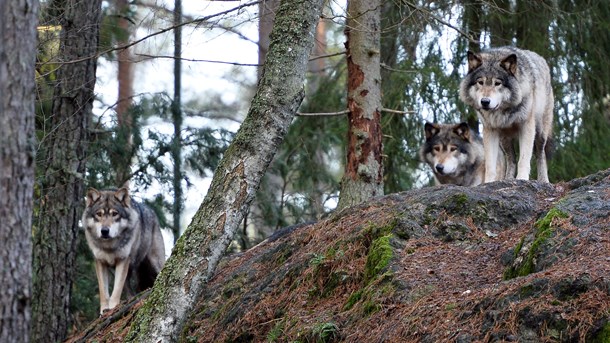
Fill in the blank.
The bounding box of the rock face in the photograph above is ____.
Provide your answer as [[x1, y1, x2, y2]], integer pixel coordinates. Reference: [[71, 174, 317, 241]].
[[70, 169, 610, 342]]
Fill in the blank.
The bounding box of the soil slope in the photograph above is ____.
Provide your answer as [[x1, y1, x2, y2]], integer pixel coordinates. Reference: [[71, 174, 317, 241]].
[[69, 169, 610, 343]]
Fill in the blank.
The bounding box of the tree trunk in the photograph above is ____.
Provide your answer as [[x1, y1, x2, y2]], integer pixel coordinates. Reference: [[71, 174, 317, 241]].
[[171, 0, 183, 240], [125, 0, 324, 341], [30, 1, 102, 342], [0, 1, 38, 342], [337, 0, 383, 210], [257, 0, 280, 80], [114, 0, 135, 186]]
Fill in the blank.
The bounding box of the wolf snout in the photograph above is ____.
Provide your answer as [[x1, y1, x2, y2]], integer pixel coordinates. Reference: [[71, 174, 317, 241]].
[[435, 164, 445, 174], [101, 227, 110, 238], [480, 98, 491, 109]]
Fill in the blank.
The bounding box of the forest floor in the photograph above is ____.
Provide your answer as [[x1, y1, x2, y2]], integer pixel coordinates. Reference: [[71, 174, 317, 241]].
[[67, 168, 610, 343]]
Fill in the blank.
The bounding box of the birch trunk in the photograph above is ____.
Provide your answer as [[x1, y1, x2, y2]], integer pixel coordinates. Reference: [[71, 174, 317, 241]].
[[125, 0, 324, 341], [337, 0, 384, 210]]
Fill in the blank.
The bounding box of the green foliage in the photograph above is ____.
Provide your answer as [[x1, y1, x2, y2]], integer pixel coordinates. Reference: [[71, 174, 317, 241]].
[[266, 320, 285, 342], [311, 322, 339, 343], [69, 236, 100, 328]]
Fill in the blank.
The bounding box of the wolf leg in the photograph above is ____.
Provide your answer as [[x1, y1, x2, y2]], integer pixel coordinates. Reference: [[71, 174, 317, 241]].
[[516, 118, 536, 180], [500, 136, 516, 179], [95, 260, 110, 315], [535, 134, 549, 182], [483, 128, 500, 183], [108, 258, 130, 310]]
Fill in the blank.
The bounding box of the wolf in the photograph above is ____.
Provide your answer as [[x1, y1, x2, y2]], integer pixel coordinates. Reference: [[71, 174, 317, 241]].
[[419, 122, 486, 186], [459, 46, 554, 183], [82, 187, 165, 314]]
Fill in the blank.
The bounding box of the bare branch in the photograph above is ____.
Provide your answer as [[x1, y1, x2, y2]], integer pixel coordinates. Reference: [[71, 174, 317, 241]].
[[134, 50, 346, 66], [402, 0, 478, 44], [309, 51, 346, 62], [381, 107, 416, 114], [296, 110, 350, 116], [381, 63, 417, 73], [296, 108, 415, 116], [135, 53, 260, 66], [36, 0, 262, 67]]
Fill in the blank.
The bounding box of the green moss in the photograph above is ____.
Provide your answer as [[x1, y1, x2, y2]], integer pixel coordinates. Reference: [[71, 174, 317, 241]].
[[343, 290, 363, 311], [363, 219, 396, 239], [503, 208, 568, 280], [364, 234, 393, 283], [451, 193, 469, 207], [362, 300, 381, 315], [591, 321, 610, 343], [445, 303, 458, 311], [341, 222, 396, 314]]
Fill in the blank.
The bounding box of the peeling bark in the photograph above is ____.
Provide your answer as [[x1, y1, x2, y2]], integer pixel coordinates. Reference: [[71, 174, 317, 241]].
[[338, 0, 383, 210], [125, 0, 325, 341]]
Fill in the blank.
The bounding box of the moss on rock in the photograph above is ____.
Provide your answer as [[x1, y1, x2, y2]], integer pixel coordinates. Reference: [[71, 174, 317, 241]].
[[504, 208, 568, 280]]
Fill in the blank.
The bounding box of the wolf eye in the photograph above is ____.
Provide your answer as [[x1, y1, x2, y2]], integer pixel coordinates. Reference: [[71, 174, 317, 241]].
[[494, 80, 502, 86], [109, 210, 119, 217], [433, 146, 441, 152], [95, 211, 104, 218], [449, 146, 458, 152], [477, 80, 484, 86]]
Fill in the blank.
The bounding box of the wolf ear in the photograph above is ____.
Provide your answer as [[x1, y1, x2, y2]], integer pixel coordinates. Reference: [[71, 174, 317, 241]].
[[114, 187, 131, 206], [86, 188, 101, 206], [424, 122, 440, 140], [467, 51, 482, 72], [453, 122, 471, 141], [501, 54, 518, 75]]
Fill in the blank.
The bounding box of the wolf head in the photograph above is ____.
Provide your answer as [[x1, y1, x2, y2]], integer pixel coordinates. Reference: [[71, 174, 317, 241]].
[[460, 50, 523, 112], [420, 122, 479, 178], [83, 188, 138, 242]]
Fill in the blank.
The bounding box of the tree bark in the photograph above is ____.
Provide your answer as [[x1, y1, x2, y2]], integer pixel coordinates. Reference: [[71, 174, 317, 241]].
[[337, 0, 383, 210], [114, 0, 135, 186], [171, 0, 183, 240], [257, 0, 280, 81], [0, 1, 38, 342], [30, 1, 102, 342], [125, 0, 325, 341]]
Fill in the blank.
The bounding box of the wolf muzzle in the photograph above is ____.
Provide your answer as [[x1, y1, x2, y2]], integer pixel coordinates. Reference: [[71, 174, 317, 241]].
[[480, 98, 491, 110]]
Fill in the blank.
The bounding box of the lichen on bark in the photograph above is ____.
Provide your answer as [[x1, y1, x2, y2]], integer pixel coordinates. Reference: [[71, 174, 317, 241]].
[[125, 1, 325, 341]]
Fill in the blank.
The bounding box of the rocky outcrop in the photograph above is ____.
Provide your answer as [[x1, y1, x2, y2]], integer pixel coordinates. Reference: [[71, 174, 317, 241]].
[[69, 169, 610, 342]]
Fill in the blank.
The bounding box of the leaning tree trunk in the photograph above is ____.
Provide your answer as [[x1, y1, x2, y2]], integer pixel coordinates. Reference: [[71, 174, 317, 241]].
[[0, 1, 38, 342], [125, 0, 325, 341], [337, 0, 383, 210], [31, 1, 102, 342]]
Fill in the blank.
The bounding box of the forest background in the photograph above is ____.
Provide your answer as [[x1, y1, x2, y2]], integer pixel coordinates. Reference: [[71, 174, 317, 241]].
[[6, 0, 610, 340]]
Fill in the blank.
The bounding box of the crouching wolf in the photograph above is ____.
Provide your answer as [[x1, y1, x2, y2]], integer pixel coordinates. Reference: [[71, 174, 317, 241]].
[[420, 122, 486, 186], [459, 46, 554, 183], [82, 187, 165, 314]]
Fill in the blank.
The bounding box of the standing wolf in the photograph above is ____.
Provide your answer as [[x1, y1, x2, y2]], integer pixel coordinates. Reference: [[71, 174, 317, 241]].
[[459, 46, 554, 183], [419, 122, 486, 186], [82, 187, 165, 314]]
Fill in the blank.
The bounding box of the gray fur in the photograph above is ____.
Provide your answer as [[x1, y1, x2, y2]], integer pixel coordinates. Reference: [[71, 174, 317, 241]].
[[82, 187, 165, 314], [459, 46, 554, 182], [419, 122, 486, 187]]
